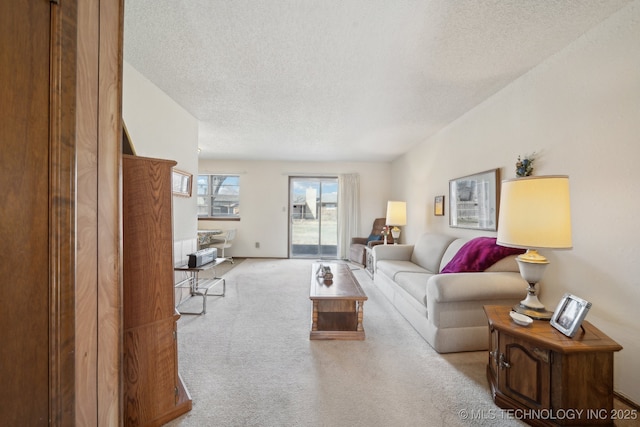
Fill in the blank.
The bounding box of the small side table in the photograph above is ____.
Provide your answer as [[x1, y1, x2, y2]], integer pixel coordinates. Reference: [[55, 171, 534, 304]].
[[484, 305, 622, 426], [174, 258, 226, 315]]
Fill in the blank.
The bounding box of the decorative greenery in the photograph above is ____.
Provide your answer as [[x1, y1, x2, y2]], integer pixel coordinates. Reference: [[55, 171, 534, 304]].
[[381, 226, 390, 236], [516, 152, 536, 177]]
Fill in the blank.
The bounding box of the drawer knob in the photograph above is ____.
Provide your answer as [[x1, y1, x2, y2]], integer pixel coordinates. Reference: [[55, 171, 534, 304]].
[[499, 353, 511, 369]]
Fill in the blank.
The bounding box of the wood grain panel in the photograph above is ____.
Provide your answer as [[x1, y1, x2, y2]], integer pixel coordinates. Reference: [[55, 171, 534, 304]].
[[76, 0, 100, 423], [76, 0, 124, 424], [96, 0, 125, 423], [123, 318, 177, 426], [552, 352, 616, 416], [0, 2, 51, 424], [123, 156, 177, 328], [49, 1, 80, 424]]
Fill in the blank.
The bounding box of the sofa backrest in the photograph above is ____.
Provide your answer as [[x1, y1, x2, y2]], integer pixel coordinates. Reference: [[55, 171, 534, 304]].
[[485, 255, 520, 273], [410, 233, 457, 273], [439, 238, 470, 272], [439, 237, 521, 273]]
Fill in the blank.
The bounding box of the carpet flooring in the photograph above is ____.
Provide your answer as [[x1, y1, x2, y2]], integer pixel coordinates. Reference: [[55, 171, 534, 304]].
[[166, 258, 525, 427]]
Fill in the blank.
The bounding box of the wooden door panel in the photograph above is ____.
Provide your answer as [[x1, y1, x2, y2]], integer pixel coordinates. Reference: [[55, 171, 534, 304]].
[[500, 335, 551, 408], [123, 318, 178, 426], [0, 1, 51, 425]]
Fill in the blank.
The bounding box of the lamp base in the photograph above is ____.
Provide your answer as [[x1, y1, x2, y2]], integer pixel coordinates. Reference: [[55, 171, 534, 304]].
[[513, 280, 553, 320], [514, 254, 552, 320], [512, 303, 553, 320], [390, 227, 401, 244]]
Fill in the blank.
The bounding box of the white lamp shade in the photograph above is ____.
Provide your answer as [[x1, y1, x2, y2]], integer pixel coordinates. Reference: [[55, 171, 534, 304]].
[[386, 201, 407, 226], [497, 176, 572, 249]]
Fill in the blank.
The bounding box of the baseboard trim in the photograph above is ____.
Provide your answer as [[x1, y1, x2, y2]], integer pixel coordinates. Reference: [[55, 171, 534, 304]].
[[615, 391, 640, 410]]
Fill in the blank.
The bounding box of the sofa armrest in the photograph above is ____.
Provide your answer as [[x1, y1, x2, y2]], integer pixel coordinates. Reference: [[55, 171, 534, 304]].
[[372, 244, 414, 262], [351, 237, 368, 245], [427, 272, 526, 303], [367, 240, 386, 248]]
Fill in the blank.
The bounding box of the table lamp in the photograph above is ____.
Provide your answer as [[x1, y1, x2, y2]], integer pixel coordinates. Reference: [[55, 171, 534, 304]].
[[386, 201, 406, 244], [497, 176, 572, 319]]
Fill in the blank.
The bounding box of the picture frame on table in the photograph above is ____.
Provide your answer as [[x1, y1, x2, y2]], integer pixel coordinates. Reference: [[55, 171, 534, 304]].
[[434, 195, 445, 216], [172, 169, 193, 197], [550, 293, 592, 337], [449, 168, 499, 231]]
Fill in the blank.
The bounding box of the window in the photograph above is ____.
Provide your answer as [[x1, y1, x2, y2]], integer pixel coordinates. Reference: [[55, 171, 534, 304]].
[[197, 174, 240, 219]]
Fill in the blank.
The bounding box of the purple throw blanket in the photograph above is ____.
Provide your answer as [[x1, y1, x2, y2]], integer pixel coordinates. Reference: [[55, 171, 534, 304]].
[[441, 237, 525, 273]]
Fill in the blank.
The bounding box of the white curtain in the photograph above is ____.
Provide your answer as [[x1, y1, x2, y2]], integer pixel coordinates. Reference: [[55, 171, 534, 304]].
[[338, 173, 360, 260]]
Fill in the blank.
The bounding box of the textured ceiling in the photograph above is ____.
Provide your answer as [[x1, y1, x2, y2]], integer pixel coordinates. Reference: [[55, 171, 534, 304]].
[[124, 0, 630, 162]]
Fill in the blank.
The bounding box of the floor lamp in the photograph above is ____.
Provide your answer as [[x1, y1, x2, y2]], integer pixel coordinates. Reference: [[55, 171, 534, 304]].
[[497, 176, 572, 320]]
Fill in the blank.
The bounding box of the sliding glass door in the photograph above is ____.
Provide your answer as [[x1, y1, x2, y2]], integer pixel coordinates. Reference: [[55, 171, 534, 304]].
[[289, 177, 338, 259]]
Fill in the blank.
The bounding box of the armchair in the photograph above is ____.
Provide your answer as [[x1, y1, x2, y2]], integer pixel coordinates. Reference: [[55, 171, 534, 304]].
[[349, 218, 393, 265]]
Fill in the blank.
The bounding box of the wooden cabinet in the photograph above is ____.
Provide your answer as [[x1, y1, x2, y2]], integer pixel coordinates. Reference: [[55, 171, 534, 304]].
[[485, 305, 622, 426], [123, 155, 192, 426]]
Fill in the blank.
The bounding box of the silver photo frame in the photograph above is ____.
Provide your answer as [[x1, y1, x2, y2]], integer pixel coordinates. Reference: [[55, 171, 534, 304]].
[[550, 293, 592, 338]]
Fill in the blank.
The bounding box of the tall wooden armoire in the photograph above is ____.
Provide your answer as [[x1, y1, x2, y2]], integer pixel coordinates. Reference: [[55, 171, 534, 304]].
[[122, 155, 192, 426]]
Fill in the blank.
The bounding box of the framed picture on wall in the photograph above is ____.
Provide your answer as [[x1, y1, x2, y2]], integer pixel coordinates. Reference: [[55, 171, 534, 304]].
[[434, 195, 445, 216], [172, 169, 192, 197], [449, 168, 499, 231]]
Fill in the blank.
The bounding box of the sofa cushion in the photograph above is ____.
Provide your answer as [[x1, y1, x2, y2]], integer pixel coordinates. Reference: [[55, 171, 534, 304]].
[[395, 272, 432, 306], [377, 259, 429, 281], [410, 233, 457, 272], [441, 237, 525, 273]]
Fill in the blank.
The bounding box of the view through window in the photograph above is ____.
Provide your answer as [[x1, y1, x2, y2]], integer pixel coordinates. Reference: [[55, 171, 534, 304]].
[[197, 174, 240, 219], [289, 177, 338, 258]]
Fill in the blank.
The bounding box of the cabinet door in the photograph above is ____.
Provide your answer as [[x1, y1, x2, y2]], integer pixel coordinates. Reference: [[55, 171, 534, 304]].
[[498, 333, 551, 409], [123, 317, 178, 426]]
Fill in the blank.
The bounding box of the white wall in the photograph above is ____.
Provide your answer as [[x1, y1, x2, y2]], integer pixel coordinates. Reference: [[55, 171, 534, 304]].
[[121, 60, 392, 262], [391, 1, 640, 403], [122, 62, 199, 247], [198, 159, 392, 258]]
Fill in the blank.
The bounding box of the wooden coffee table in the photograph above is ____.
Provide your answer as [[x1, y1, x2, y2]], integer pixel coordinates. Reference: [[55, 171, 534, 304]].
[[309, 263, 367, 340]]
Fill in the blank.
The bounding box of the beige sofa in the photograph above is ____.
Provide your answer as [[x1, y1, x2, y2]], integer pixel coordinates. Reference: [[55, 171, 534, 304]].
[[372, 233, 526, 353]]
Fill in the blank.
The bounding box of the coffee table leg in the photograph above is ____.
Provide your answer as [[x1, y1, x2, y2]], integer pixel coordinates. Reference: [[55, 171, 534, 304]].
[[356, 301, 364, 332], [312, 300, 318, 331]]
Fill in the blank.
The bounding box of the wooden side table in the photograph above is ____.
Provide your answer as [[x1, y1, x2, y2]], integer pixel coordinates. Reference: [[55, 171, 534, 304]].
[[484, 305, 622, 426]]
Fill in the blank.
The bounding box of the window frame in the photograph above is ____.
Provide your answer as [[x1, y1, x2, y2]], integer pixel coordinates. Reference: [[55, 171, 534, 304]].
[[196, 174, 241, 220]]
